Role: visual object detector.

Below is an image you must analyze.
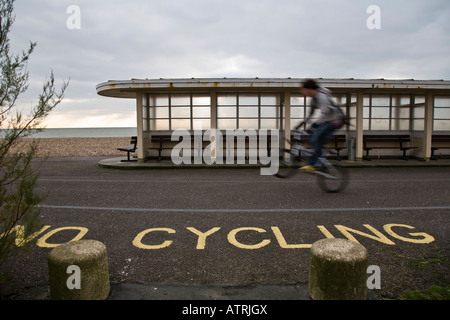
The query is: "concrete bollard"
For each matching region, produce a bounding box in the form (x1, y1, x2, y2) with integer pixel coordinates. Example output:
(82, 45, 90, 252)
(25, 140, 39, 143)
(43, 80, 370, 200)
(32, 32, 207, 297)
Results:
(48, 240, 110, 300)
(308, 238, 368, 300)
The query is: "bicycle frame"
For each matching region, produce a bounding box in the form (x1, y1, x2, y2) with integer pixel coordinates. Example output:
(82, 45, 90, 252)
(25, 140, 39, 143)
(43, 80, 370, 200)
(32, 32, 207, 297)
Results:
(276, 129, 349, 192)
(289, 141, 338, 180)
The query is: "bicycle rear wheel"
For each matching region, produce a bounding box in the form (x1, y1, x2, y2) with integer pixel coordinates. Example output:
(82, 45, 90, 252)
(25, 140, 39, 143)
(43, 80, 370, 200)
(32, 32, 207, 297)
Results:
(316, 164, 349, 193)
(275, 148, 300, 178)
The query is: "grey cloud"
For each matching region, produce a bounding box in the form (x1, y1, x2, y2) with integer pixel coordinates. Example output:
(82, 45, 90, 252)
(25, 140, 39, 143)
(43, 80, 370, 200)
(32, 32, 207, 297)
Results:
(8, 0, 450, 127)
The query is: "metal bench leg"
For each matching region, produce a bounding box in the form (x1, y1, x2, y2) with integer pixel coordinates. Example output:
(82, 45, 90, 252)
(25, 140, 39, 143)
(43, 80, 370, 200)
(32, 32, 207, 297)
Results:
(402, 149, 408, 161)
(120, 151, 137, 162)
(158, 140, 163, 162)
(364, 149, 371, 161)
(430, 148, 437, 161)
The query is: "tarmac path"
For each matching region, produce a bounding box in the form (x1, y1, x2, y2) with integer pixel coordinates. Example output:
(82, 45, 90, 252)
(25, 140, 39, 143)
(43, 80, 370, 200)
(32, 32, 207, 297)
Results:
(1, 156, 449, 300)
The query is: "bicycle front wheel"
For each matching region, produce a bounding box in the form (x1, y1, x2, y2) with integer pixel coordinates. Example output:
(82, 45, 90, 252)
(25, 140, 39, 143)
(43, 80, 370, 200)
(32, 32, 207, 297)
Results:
(274, 148, 299, 178)
(316, 164, 349, 193)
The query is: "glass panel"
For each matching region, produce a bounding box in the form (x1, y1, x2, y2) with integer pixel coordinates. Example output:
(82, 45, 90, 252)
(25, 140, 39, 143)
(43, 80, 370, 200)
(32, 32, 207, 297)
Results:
(372, 95, 390, 107)
(290, 95, 304, 106)
(218, 119, 237, 129)
(261, 106, 277, 118)
(349, 105, 356, 118)
(363, 119, 370, 130)
(399, 120, 410, 130)
(371, 107, 389, 118)
(400, 96, 411, 105)
(391, 119, 409, 131)
(192, 119, 210, 130)
(261, 94, 278, 105)
(154, 119, 169, 130)
(171, 95, 190, 106)
(291, 107, 304, 118)
(434, 96, 450, 107)
(218, 94, 237, 106)
(192, 95, 210, 106)
(239, 107, 258, 118)
(363, 106, 370, 118)
(391, 95, 410, 107)
(391, 106, 410, 118)
(154, 107, 169, 119)
(193, 107, 210, 118)
(218, 106, 236, 118)
(239, 119, 259, 129)
(434, 108, 450, 119)
(239, 94, 258, 106)
(143, 119, 149, 131)
(414, 96, 425, 104)
(413, 120, 424, 131)
(371, 119, 390, 130)
(434, 120, 450, 130)
(413, 106, 424, 118)
(171, 119, 191, 130)
(171, 107, 190, 118)
(261, 119, 278, 129)
(149, 95, 169, 107)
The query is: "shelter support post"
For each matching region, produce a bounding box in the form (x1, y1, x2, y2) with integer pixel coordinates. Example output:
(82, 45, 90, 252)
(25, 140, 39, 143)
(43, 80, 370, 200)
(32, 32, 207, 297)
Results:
(284, 91, 291, 152)
(355, 91, 364, 161)
(136, 92, 148, 162)
(422, 92, 434, 161)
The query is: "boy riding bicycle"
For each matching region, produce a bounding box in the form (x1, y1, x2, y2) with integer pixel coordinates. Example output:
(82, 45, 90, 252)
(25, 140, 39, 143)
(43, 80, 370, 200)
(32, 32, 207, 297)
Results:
(296, 79, 342, 172)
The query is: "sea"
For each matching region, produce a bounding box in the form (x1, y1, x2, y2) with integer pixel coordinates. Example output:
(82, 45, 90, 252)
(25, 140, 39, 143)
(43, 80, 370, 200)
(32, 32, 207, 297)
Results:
(14, 127, 137, 138)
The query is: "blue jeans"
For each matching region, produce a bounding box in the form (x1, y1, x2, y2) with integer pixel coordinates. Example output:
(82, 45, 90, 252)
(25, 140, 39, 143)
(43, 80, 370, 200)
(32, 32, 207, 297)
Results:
(308, 122, 336, 166)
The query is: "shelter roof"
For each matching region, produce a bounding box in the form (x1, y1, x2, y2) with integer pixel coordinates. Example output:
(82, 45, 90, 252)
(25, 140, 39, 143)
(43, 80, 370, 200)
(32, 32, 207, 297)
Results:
(96, 78, 450, 98)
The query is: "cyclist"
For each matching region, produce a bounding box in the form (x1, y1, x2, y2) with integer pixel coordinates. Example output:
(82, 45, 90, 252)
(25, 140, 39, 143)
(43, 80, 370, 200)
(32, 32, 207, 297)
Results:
(296, 79, 340, 172)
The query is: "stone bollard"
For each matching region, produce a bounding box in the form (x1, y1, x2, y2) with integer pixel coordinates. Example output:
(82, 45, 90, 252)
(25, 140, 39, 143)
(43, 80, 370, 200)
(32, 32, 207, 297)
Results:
(48, 240, 110, 300)
(308, 238, 368, 300)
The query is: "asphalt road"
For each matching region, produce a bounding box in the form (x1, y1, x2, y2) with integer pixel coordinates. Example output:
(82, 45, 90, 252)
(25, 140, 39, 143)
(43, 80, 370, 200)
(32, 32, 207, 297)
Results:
(1, 156, 449, 300)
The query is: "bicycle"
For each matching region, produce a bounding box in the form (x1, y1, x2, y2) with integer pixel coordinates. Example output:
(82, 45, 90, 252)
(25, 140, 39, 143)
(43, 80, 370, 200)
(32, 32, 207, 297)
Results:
(275, 129, 349, 193)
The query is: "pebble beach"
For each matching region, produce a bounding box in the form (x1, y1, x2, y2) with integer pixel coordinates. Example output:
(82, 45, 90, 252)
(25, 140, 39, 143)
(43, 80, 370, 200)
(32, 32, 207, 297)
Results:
(26, 137, 132, 157)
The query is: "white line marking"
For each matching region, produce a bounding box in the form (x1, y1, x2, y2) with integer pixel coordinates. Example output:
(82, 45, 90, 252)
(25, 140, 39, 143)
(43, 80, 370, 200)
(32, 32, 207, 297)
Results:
(39, 204, 450, 213)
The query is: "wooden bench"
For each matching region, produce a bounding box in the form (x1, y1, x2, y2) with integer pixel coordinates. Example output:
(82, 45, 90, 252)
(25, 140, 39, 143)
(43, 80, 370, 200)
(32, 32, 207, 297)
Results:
(117, 136, 137, 162)
(363, 135, 416, 160)
(150, 132, 274, 162)
(150, 134, 214, 161)
(431, 135, 450, 160)
(150, 135, 172, 161)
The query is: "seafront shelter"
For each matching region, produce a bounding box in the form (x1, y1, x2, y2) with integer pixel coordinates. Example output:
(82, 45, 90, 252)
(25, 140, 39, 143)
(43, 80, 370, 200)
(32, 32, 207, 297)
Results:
(96, 78, 450, 163)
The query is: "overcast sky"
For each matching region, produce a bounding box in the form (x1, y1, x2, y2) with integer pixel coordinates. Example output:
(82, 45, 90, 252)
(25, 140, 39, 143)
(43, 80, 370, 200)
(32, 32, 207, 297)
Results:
(9, 0, 450, 128)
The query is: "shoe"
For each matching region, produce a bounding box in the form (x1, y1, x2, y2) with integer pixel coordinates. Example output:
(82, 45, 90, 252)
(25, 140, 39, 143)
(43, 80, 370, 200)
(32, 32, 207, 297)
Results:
(300, 165, 315, 172)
